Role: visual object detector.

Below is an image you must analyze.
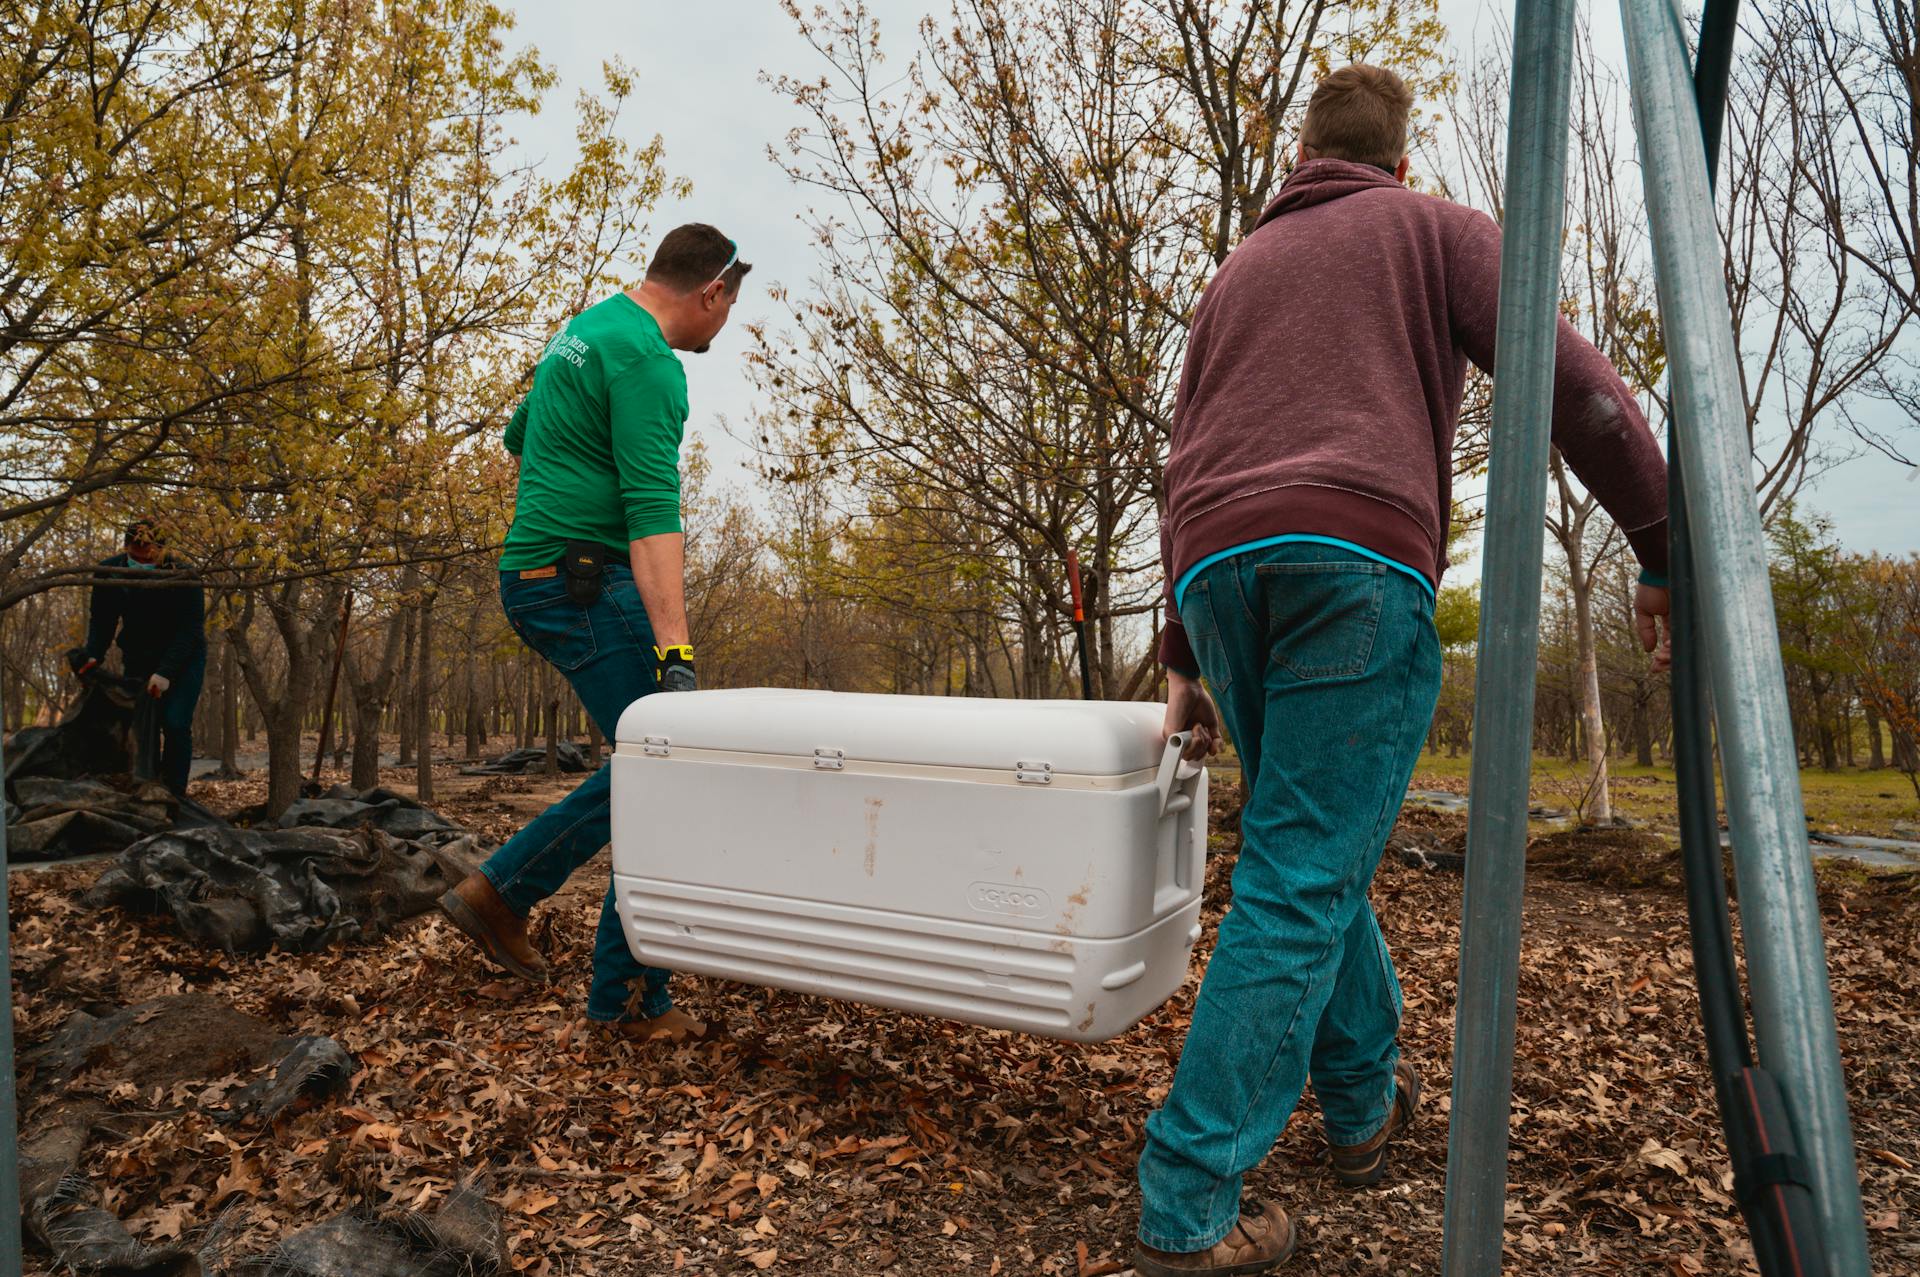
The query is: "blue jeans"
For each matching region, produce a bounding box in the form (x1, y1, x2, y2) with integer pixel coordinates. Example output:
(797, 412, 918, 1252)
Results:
(130, 652, 205, 794)
(480, 564, 671, 1023)
(1137, 544, 1442, 1252)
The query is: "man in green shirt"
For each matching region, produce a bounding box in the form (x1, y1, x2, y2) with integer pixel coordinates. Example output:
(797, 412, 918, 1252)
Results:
(439, 223, 748, 1045)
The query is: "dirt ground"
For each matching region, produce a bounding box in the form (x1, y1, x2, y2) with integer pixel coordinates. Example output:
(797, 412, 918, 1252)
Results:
(9, 763, 1920, 1275)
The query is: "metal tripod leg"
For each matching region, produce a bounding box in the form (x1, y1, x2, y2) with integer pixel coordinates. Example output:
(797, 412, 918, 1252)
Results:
(1619, 2, 1871, 1270)
(1438, 2, 1579, 1272)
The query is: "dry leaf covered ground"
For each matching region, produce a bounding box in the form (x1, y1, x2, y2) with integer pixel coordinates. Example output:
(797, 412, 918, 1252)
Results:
(9, 764, 1919, 1276)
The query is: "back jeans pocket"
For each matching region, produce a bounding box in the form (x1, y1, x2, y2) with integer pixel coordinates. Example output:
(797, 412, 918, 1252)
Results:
(506, 589, 598, 672)
(1180, 576, 1232, 694)
(1253, 561, 1386, 680)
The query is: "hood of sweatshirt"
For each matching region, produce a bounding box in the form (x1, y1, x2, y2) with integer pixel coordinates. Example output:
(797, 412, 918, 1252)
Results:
(1253, 158, 1406, 231)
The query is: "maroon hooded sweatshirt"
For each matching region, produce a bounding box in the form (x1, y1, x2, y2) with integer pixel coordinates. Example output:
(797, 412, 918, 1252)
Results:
(1158, 158, 1669, 674)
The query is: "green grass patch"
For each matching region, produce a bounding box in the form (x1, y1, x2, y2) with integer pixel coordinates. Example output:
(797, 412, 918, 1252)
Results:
(1411, 750, 1920, 836)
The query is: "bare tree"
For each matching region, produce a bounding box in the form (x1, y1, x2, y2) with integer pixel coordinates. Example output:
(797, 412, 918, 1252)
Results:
(759, 0, 1447, 694)
(1706, 2, 1917, 508)
(1774, 0, 1920, 469)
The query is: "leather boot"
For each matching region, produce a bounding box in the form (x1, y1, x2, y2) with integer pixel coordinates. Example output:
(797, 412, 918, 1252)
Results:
(438, 873, 548, 981)
(1328, 1059, 1420, 1187)
(1134, 1200, 1296, 1276)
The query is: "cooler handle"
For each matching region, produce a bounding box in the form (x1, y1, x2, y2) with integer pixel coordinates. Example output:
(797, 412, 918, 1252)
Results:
(1157, 732, 1205, 818)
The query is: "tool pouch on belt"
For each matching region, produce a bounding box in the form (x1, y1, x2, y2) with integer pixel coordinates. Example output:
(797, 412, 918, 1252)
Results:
(562, 541, 608, 607)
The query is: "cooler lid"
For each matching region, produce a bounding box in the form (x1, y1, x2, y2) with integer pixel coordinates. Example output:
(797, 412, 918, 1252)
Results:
(615, 688, 1167, 777)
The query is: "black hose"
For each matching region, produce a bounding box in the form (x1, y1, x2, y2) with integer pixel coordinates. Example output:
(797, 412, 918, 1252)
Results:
(1693, 0, 1740, 190)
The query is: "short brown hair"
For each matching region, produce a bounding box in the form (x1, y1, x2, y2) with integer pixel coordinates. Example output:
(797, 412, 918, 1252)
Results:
(1301, 64, 1412, 171)
(646, 223, 752, 294)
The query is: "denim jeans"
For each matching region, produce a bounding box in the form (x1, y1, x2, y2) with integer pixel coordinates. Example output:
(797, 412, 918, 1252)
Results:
(1137, 543, 1442, 1252)
(159, 653, 206, 795)
(479, 564, 671, 1023)
(128, 652, 205, 794)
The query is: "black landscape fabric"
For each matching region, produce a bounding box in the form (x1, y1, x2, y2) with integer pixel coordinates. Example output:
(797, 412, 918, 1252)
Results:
(85, 802, 486, 952)
(458, 740, 592, 775)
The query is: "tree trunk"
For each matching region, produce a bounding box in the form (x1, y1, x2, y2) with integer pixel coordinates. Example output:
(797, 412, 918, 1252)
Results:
(262, 703, 304, 816)
(344, 597, 411, 792)
(1017, 602, 1047, 700)
(587, 718, 602, 768)
(349, 694, 383, 790)
(219, 633, 240, 774)
(486, 659, 499, 745)
(1094, 574, 1115, 700)
(229, 581, 345, 817)
(1866, 697, 1886, 770)
(464, 639, 484, 760)
(1634, 695, 1654, 768)
(521, 659, 537, 749)
(1570, 568, 1611, 824)
(397, 609, 417, 767)
(310, 595, 351, 781)
(507, 660, 519, 746)
(415, 593, 434, 802)
(543, 663, 559, 775)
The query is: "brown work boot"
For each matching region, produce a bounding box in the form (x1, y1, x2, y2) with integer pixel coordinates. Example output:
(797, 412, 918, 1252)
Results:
(1328, 1059, 1421, 1187)
(438, 873, 548, 982)
(1134, 1200, 1296, 1276)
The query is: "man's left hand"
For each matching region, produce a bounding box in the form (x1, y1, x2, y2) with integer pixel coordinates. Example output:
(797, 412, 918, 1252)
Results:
(653, 645, 697, 693)
(146, 673, 171, 698)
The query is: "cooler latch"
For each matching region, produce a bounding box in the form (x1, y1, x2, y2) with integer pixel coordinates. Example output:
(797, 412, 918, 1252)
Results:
(1015, 761, 1053, 785)
(642, 736, 671, 757)
(813, 748, 845, 771)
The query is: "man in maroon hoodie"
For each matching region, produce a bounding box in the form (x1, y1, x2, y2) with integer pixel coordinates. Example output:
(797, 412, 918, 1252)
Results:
(1133, 65, 1672, 1275)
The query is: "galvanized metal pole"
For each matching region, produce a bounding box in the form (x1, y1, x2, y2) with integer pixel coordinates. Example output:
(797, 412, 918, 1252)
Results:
(1, 725, 24, 1266)
(1440, 1, 1579, 1271)
(1620, 2, 1871, 1270)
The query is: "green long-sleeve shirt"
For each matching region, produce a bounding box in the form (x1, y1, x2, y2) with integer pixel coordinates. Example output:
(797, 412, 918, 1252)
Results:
(499, 294, 688, 570)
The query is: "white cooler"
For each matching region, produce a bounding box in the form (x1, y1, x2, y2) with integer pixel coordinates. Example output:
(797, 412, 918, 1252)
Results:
(609, 688, 1208, 1042)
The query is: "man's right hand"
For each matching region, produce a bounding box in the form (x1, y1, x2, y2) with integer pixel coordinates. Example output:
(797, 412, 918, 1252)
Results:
(653, 645, 697, 693)
(1163, 670, 1220, 760)
(1634, 582, 1672, 674)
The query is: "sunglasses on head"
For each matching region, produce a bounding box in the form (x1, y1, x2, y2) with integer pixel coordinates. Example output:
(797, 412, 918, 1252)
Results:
(706, 240, 739, 292)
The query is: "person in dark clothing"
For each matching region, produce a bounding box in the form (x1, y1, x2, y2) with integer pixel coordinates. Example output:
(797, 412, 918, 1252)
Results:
(79, 520, 207, 793)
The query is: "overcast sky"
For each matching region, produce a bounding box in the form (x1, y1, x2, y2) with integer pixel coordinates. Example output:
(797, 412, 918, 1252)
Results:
(507, 1, 1917, 572)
